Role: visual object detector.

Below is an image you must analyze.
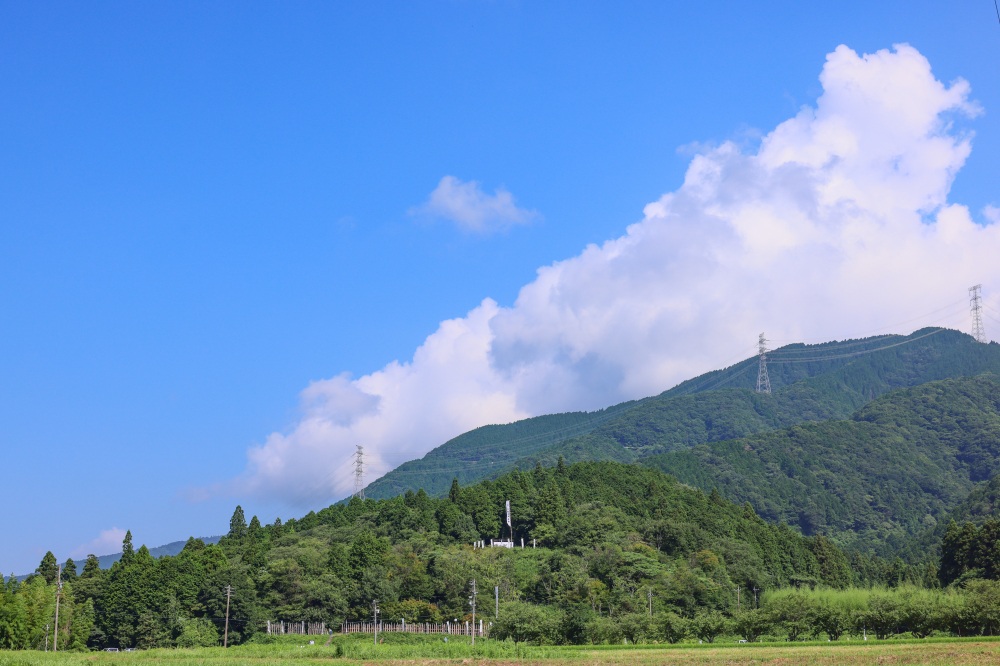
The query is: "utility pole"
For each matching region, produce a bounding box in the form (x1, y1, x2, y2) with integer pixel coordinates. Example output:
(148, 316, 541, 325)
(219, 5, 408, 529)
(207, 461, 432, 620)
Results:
(495, 585, 499, 619)
(44, 624, 49, 652)
(469, 579, 477, 646)
(970, 284, 986, 343)
(53, 565, 62, 652)
(223, 585, 232, 647)
(756, 333, 771, 394)
(752, 587, 760, 609)
(354, 445, 366, 499)
(736, 585, 741, 613)
(647, 588, 652, 617)
(372, 599, 379, 646)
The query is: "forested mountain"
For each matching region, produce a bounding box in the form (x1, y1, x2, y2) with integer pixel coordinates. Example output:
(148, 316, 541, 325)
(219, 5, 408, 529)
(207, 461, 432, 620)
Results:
(1, 462, 857, 649)
(368, 329, 1000, 499)
(363, 408, 640, 499)
(643, 374, 1000, 558)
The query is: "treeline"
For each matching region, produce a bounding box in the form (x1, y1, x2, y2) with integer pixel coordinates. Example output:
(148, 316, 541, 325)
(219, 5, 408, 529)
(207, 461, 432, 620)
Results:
(3, 460, 999, 650)
(940, 518, 1000, 586)
(491, 584, 1000, 644)
(1, 461, 850, 649)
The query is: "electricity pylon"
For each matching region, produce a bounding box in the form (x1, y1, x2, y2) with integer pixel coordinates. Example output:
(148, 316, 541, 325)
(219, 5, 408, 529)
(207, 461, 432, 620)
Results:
(353, 445, 365, 499)
(756, 333, 771, 394)
(970, 284, 986, 343)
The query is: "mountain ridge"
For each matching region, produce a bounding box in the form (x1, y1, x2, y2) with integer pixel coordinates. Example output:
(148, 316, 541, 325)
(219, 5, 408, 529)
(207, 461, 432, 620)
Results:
(366, 328, 1000, 499)
(643, 373, 1000, 557)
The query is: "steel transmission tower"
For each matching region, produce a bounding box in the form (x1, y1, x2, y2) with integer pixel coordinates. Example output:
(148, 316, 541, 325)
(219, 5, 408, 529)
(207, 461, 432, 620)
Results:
(353, 445, 365, 499)
(756, 333, 771, 394)
(970, 284, 986, 343)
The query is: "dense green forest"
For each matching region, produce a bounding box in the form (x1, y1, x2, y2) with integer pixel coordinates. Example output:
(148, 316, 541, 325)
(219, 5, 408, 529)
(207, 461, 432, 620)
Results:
(364, 408, 639, 499)
(1, 461, 863, 650)
(369, 329, 1000, 499)
(643, 374, 1000, 558)
(6, 460, 1000, 650)
(6, 464, 1000, 649)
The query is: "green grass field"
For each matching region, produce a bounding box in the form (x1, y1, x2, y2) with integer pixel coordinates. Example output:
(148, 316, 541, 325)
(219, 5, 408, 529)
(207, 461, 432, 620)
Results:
(1, 635, 999, 666)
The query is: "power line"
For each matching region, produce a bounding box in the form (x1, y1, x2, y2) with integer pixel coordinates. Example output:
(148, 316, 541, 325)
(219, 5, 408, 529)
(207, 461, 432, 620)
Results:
(767, 299, 967, 345)
(767, 328, 946, 364)
(680, 361, 756, 394)
(766, 334, 902, 356)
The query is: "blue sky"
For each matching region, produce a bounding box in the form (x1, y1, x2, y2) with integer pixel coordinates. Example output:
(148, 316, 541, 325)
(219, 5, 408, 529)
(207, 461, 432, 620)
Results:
(2, 2, 999, 575)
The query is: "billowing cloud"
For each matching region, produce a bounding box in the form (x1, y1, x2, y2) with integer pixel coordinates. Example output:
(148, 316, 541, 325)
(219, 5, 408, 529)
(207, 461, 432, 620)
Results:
(411, 175, 539, 233)
(218, 44, 998, 505)
(223, 303, 527, 505)
(71, 527, 127, 559)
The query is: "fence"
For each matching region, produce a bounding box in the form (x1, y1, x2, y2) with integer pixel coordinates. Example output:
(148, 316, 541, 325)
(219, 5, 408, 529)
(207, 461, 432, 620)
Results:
(266, 621, 327, 635)
(340, 620, 489, 638)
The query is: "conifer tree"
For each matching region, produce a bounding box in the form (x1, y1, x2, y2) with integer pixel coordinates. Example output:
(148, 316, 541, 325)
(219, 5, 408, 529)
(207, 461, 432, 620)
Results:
(120, 530, 135, 567)
(228, 505, 248, 541)
(36, 551, 58, 584)
(81, 555, 101, 578)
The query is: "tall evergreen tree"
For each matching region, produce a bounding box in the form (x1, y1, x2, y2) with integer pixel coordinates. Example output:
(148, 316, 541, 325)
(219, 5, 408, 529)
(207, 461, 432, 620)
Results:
(36, 551, 58, 584)
(228, 505, 248, 541)
(248, 515, 262, 537)
(69, 599, 95, 650)
(120, 530, 135, 567)
(81, 555, 101, 578)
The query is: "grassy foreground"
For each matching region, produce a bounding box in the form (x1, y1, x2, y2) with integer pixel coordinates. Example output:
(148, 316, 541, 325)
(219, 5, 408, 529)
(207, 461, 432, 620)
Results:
(1, 635, 999, 666)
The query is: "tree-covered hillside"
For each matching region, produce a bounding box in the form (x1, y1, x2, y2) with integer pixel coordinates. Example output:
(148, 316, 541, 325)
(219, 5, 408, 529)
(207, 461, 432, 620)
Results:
(946, 475, 1000, 524)
(643, 374, 1000, 558)
(363, 407, 640, 500)
(368, 329, 1000, 498)
(2, 461, 854, 649)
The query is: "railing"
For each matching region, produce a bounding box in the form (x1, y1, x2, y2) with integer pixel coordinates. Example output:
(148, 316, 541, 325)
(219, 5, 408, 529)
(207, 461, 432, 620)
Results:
(266, 621, 327, 635)
(340, 620, 488, 637)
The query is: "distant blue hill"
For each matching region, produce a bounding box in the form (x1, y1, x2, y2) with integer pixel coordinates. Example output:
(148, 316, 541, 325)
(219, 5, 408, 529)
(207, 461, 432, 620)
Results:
(92, 535, 222, 570)
(10, 535, 222, 580)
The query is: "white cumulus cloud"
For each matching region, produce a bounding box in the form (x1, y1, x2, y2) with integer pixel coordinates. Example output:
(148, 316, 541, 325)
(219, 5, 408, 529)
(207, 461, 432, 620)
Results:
(218, 43, 999, 505)
(411, 175, 540, 233)
(71, 527, 127, 559)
